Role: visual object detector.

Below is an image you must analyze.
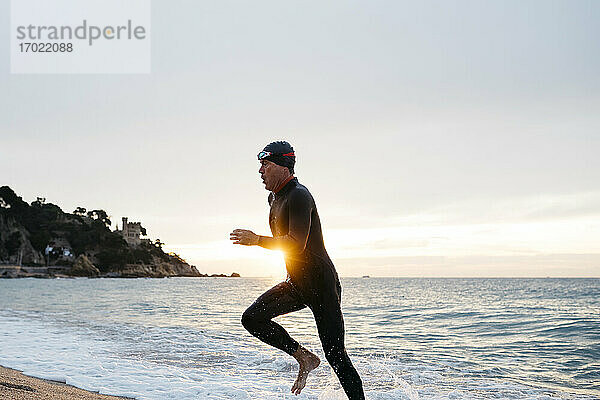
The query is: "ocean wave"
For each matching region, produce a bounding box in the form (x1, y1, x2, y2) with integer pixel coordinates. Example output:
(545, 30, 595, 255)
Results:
(1, 278, 599, 399)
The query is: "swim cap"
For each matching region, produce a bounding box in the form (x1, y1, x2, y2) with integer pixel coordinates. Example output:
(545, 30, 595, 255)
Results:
(257, 141, 296, 173)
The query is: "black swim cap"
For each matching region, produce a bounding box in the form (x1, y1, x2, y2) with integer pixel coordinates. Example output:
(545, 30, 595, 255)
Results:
(258, 141, 296, 174)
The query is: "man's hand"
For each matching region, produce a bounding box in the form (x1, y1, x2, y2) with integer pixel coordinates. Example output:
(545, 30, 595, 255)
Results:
(230, 229, 260, 246)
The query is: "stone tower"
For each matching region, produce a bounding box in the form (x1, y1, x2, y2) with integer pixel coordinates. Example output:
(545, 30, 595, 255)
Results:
(120, 217, 143, 246)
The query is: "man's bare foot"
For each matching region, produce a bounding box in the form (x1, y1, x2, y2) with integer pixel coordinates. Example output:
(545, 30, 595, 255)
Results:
(291, 346, 321, 395)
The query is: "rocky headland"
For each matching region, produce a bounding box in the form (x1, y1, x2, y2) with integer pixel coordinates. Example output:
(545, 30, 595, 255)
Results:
(0, 186, 239, 279)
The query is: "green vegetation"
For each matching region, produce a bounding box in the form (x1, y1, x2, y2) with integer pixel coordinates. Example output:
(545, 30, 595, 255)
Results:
(0, 186, 173, 272)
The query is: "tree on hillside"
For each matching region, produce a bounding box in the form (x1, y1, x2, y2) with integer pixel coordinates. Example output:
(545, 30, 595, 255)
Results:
(0, 186, 29, 213)
(31, 197, 46, 207)
(87, 209, 111, 227)
(73, 207, 87, 216)
(168, 252, 187, 264)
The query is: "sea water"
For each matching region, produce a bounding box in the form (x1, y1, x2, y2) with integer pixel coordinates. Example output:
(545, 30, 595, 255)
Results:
(0, 277, 598, 399)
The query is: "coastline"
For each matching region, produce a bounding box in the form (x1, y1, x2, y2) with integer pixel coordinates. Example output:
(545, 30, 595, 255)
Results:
(0, 365, 133, 400)
(0, 264, 241, 279)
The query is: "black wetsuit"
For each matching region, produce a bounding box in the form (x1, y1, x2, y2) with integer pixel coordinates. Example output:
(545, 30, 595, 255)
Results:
(241, 177, 365, 400)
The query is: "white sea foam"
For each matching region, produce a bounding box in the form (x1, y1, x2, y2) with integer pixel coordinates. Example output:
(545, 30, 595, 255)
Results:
(0, 309, 588, 400)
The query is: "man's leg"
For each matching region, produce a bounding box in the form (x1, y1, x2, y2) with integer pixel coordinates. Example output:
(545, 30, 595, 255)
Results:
(241, 281, 306, 355)
(242, 281, 320, 394)
(312, 291, 365, 400)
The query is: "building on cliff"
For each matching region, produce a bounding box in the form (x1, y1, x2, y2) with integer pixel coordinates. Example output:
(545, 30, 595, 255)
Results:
(45, 237, 75, 260)
(117, 217, 144, 246)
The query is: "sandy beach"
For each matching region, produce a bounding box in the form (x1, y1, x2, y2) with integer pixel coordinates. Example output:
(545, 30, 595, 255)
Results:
(0, 366, 132, 400)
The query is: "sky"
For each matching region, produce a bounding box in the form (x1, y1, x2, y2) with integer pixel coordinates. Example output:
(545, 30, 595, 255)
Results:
(1, 0, 599, 277)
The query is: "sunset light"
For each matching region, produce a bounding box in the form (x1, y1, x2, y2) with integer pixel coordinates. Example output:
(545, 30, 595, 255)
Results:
(1, 1, 599, 399)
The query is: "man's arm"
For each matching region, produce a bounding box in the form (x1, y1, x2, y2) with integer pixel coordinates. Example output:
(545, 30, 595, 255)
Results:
(257, 189, 311, 254)
(230, 190, 312, 254)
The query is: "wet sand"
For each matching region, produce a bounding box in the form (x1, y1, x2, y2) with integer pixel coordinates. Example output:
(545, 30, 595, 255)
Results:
(0, 366, 133, 400)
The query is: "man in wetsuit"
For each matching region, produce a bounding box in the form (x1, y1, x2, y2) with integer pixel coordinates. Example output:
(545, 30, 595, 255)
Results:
(230, 141, 365, 399)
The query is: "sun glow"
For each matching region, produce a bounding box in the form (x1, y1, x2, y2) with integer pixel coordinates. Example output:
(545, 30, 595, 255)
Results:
(162, 192, 600, 277)
(163, 213, 600, 277)
(164, 241, 286, 278)
(323, 216, 600, 260)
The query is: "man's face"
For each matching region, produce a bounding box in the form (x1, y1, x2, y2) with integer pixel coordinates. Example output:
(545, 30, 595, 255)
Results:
(259, 160, 288, 191)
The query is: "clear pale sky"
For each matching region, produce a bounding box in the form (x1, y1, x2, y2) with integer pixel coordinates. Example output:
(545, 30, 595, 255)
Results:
(2, 1, 599, 277)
